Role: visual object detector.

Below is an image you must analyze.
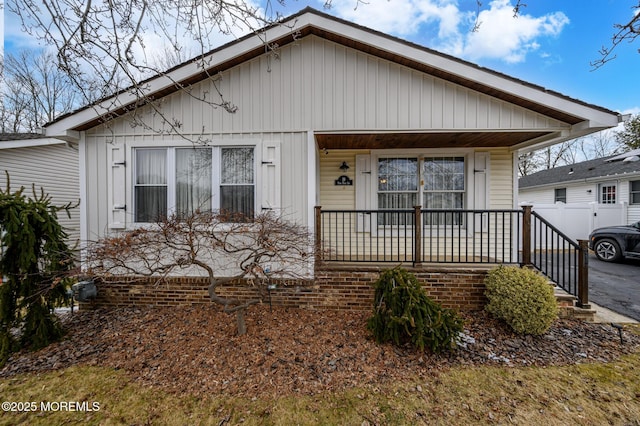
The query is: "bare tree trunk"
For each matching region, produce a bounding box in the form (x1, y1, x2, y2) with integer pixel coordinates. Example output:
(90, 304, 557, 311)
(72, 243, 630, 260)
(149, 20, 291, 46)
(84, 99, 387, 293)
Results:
(207, 276, 258, 336)
(236, 309, 247, 336)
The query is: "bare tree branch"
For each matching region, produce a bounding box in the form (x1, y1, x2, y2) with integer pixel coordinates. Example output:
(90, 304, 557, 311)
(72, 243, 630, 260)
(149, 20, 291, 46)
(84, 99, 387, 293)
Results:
(84, 210, 315, 335)
(591, 3, 640, 69)
(0, 50, 78, 132)
(8, 0, 294, 141)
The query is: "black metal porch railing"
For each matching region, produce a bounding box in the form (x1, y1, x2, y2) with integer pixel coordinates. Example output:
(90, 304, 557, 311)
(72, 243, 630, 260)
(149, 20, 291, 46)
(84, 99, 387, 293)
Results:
(528, 209, 589, 308)
(314, 205, 589, 306)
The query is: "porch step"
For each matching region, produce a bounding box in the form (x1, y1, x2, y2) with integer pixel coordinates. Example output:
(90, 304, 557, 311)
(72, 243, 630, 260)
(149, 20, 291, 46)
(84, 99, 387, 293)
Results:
(572, 305, 598, 322)
(554, 288, 596, 322)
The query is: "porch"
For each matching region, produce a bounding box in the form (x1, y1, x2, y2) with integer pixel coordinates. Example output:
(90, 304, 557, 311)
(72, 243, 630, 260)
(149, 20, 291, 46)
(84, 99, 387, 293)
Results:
(314, 205, 590, 307)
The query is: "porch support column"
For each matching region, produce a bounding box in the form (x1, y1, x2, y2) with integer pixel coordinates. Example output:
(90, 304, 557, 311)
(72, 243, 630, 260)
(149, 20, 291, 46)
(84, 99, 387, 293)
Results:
(577, 239, 590, 308)
(413, 206, 422, 267)
(314, 206, 323, 266)
(521, 205, 532, 266)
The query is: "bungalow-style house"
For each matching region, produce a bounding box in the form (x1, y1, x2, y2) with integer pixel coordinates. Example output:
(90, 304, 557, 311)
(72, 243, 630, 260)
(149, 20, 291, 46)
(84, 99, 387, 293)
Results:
(44, 8, 620, 312)
(519, 150, 640, 241)
(0, 133, 80, 246)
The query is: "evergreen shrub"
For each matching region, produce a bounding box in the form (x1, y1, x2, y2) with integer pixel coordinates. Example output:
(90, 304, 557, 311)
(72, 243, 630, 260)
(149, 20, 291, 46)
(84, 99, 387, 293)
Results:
(367, 267, 464, 353)
(0, 176, 75, 366)
(484, 266, 558, 335)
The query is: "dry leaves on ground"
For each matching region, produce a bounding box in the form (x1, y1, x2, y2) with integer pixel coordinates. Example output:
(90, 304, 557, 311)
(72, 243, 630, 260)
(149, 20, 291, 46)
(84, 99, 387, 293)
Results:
(2, 305, 638, 398)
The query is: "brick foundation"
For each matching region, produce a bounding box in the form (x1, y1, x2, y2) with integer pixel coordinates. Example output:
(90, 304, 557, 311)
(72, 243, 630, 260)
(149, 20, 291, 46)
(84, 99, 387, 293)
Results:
(85, 265, 491, 312)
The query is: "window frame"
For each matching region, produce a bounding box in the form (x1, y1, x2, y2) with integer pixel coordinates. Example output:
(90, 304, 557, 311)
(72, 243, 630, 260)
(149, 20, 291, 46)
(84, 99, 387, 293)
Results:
(631, 180, 640, 205)
(554, 188, 567, 204)
(599, 183, 617, 204)
(134, 148, 169, 223)
(132, 144, 257, 223)
(372, 150, 471, 230)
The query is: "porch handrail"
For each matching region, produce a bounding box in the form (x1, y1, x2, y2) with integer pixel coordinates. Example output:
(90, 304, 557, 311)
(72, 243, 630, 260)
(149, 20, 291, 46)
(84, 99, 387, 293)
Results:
(523, 206, 589, 307)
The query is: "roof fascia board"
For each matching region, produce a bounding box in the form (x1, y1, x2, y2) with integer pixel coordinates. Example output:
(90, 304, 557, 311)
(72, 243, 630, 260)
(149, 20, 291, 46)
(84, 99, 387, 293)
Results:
(0, 137, 68, 150)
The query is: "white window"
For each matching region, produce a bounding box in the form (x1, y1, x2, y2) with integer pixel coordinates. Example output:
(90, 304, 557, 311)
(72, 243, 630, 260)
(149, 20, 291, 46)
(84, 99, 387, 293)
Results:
(134, 146, 254, 222)
(599, 184, 616, 204)
(220, 148, 255, 218)
(135, 148, 168, 222)
(376, 156, 465, 225)
(554, 188, 567, 203)
(631, 181, 640, 204)
(176, 148, 213, 217)
(422, 157, 465, 205)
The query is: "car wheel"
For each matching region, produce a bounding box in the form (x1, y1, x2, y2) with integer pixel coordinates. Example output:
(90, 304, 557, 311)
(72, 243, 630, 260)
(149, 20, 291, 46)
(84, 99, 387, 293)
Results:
(593, 238, 623, 262)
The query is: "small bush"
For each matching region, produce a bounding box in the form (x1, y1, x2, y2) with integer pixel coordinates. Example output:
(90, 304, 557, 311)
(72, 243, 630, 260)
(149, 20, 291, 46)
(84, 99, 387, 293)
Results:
(367, 267, 464, 353)
(484, 266, 558, 335)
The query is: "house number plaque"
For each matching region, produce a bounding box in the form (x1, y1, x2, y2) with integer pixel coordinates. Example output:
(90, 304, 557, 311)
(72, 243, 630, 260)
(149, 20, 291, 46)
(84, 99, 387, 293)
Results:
(335, 175, 353, 186)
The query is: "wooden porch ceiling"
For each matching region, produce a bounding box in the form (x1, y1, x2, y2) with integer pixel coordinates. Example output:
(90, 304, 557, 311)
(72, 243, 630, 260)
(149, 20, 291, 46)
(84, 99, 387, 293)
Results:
(315, 131, 552, 150)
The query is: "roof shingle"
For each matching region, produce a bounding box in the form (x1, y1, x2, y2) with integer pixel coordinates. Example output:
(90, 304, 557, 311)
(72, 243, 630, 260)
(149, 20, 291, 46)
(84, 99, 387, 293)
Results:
(519, 152, 640, 188)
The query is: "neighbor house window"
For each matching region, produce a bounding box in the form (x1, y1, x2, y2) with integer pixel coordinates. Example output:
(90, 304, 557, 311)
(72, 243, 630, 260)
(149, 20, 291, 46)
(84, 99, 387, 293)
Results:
(377, 156, 465, 225)
(631, 181, 640, 204)
(134, 146, 255, 222)
(554, 188, 567, 203)
(600, 184, 616, 204)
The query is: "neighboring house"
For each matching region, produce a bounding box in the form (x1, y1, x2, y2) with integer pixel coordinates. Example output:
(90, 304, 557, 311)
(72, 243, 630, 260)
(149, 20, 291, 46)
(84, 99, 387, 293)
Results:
(0, 133, 80, 247)
(519, 150, 640, 241)
(43, 8, 620, 311)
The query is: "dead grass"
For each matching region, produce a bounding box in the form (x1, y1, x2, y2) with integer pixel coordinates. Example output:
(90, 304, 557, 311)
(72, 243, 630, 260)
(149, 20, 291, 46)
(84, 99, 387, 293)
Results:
(2, 350, 639, 425)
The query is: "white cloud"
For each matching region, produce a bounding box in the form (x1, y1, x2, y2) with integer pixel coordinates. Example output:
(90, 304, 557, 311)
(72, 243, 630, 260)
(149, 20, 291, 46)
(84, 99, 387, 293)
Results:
(622, 107, 640, 116)
(327, 0, 427, 36)
(457, 1, 569, 63)
(326, 0, 569, 64)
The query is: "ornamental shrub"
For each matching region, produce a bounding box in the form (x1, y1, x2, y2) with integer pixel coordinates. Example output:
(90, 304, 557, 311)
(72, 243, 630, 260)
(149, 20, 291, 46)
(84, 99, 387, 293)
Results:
(0, 176, 76, 366)
(367, 267, 464, 353)
(484, 266, 558, 335)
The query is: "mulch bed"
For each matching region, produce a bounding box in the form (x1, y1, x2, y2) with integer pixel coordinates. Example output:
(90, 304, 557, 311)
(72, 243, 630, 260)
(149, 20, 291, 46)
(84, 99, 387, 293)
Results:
(1, 305, 639, 397)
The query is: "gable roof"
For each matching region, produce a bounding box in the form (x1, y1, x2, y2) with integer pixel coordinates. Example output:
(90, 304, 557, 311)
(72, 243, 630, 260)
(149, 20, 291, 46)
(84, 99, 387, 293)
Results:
(45, 7, 621, 147)
(519, 151, 640, 189)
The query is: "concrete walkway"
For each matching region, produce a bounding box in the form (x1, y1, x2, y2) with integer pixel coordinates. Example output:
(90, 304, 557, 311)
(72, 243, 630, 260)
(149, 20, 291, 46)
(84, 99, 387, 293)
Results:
(591, 302, 639, 324)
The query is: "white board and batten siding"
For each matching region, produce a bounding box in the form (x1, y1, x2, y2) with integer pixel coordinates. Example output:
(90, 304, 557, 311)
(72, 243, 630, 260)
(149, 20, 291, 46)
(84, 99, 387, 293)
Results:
(82, 34, 563, 240)
(0, 141, 80, 245)
(92, 36, 569, 138)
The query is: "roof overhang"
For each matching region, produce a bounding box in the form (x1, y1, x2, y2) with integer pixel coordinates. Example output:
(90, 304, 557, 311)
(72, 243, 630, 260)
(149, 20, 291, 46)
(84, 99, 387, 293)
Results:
(315, 130, 555, 150)
(44, 7, 622, 147)
(0, 137, 72, 150)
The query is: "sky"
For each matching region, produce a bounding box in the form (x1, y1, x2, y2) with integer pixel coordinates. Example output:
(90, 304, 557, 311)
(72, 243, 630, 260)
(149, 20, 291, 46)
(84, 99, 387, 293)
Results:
(1, 0, 639, 118)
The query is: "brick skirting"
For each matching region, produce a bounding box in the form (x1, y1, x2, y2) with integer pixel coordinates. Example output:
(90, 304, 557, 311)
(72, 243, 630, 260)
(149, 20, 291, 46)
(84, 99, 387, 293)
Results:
(85, 265, 492, 312)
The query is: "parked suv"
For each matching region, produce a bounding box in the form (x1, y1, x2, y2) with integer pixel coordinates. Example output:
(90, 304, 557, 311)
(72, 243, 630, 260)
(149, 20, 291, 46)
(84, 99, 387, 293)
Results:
(589, 221, 640, 262)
